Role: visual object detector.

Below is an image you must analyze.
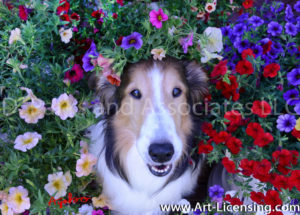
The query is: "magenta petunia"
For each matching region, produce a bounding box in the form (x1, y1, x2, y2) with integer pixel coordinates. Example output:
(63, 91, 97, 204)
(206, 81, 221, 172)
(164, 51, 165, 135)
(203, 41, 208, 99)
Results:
(149, 8, 168, 29)
(179, 32, 193, 54)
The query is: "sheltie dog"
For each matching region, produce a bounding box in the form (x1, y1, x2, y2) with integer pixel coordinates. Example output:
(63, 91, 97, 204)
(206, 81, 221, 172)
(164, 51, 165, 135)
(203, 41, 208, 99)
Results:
(88, 57, 208, 214)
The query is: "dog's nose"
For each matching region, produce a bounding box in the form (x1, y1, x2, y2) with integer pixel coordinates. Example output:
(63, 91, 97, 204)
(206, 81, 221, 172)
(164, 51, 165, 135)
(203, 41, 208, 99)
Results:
(149, 143, 174, 163)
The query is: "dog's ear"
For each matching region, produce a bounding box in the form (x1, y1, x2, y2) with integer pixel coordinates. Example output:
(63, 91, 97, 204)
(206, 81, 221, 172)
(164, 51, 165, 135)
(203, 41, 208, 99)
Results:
(183, 61, 209, 104)
(88, 73, 117, 115)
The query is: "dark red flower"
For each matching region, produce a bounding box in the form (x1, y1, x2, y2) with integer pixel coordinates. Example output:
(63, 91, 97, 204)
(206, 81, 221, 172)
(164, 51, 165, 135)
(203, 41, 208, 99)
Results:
(272, 175, 291, 191)
(198, 141, 213, 154)
(222, 157, 238, 174)
(225, 137, 242, 154)
(60, 14, 70, 22)
(224, 110, 242, 126)
(263, 63, 280, 78)
(264, 190, 282, 209)
(211, 60, 228, 78)
(213, 131, 230, 144)
(291, 150, 299, 165)
(112, 13, 118, 19)
(116, 0, 124, 6)
(291, 128, 300, 139)
(263, 40, 272, 54)
(251, 100, 271, 118)
(19, 5, 28, 21)
(239, 159, 255, 176)
(57, 0, 70, 15)
(289, 170, 300, 191)
(115, 36, 124, 46)
(246, 122, 264, 139)
(241, 49, 255, 60)
(254, 132, 274, 147)
(224, 194, 232, 202)
(92, 9, 105, 20)
(230, 197, 243, 206)
(253, 159, 271, 182)
(242, 0, 253, 9)
(216, 75, 240, 101)
(250, 191, 264, 204)
(70, 13, 80, 21)
(235, 60, 254, 75)
(272, 149, 293, 166)
(64, 64, 84, 83)
(277, 164, 291, 175)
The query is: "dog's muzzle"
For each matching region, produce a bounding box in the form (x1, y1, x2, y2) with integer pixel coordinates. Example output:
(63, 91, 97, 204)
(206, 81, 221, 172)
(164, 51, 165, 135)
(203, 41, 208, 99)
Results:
(147, 142, 174, 177)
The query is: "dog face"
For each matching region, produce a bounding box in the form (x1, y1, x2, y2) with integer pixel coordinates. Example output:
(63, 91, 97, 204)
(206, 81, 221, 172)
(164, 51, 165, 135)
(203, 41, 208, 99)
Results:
(90, 57, 208, 182)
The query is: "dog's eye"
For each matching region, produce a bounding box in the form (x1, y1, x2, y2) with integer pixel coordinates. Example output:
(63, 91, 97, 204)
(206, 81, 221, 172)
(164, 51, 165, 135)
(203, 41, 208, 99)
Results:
(172, 88, 182, 98)
(130, 89, 142, 99)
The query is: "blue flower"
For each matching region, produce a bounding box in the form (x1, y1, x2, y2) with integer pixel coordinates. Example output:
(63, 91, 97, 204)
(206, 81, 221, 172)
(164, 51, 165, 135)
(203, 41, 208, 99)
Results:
(234, 39, 250, 53)
(82, 41, 99, 72)
(267, 21, 283, 36)
(285, 23, 298, 36)
(271, 1, 285, 13)
(221, 26, 232, 38)
(233, 23, 246, 36)
(283, 89, 300, 106)
(295, 103, 300, 115)
(285, 4, 294, 22)
(236, 13, 249, 23)
(267, 49, 279, 59)
(276, 114, 297, 133)
(209, 185, 224, 199)
(287, 68, 300, 86)
(121, 32, 143, 50)
(248, 16, 264, 29)
(295, 1, 300, 13)
(252, 44, 263, 57)
(272, 41, 284, 53)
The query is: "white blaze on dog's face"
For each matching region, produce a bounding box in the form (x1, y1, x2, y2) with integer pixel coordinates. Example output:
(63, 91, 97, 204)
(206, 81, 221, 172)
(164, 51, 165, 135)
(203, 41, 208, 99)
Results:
(112, 61, 193, 179)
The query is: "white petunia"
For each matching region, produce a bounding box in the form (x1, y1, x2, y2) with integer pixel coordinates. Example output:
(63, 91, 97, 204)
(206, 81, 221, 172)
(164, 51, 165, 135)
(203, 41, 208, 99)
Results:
(78, 204, 93, 215)
(75, 153, 97, 177)
(203, 27, 223, 53)
(9, 28, 22, 45)
(64, 170, 72, 187)
(14, 132, 42, 152)
(59, 28, 73, 44)
(205, 3, 216, 13)
(0, 201, 14, 215)
(151, 48, 166, 61)
(51, 93, 78, 120)
(200, 48, 223, 63)
(19, 100, 46, 124)
(44, 172, 68, 199)
(7, 186, 30, 214)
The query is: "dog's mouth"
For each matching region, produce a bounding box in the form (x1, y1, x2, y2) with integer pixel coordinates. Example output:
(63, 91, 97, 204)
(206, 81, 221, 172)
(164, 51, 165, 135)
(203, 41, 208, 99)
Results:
(147, 164, 172, 177)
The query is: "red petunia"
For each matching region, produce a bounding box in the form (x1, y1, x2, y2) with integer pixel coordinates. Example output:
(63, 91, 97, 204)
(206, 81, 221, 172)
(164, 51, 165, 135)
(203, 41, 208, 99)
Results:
(225, 137, 242, 154)
(253, 159, 271, 182)
(115, 36, 124, 46)
(70, 13, 80, 21)
(291, 128, 300, 139)
(57, 0, 70, 15)
(211, 60, 228, 78)
(263, 40, 272, 54)
(235, 60, 254, 75)
(60, 14, 70, 22)
(263, 63, 280, 78)
(246, 122, 264, 139)
(198, 141, 213, 154)
(239, 159, 255, 176)
(112, 13, 118, 19)
(272, 175, 291, 191)
(272, 149, 293, 166)
(92, 10, 105, 20)
(289, 170, 300, 191)
(116, 0, 124, 6)
(277, 164, 291, 175)
(19, 5, 28, 21)
(291, 150, 299, 165)
(224, 110, 242, 126)
(242, 0, 253, 9)
(201, 122, 217, 137)
(251, 100, 271, 118)
(254, 132, 274, 147)
(242, 48, 255, 60)
(264, 190, 282, 209)
(222, 157, 238, 174)
(250, 191, 264, 204)
(216, 75, 240, 101)
(64, 64, 84, 84)
(213, 131, 230, 144)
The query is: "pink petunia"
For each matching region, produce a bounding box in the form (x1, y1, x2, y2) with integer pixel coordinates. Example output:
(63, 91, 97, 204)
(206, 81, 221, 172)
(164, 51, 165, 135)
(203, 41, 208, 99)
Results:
(149, 8, 168, 29)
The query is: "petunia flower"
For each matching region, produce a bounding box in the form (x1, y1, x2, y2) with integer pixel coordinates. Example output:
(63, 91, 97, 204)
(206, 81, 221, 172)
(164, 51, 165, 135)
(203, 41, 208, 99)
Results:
(92, 194, 110, 209)
(82, 42, 99, 72)
(151, 48, 166, 60)
(14, 132, 42, 152)
(285, 23, 298, 36)
(51, 93, 78, 120)
(44, 172, 69, 199)
(149, 8, 168, 29)
(18, 5, 28, 21)
(19, 99, 46, 124)
(80, 140, 89, 154)
(0, 200, 14, 215)
(7, 186, 30, 214)
(179, 32, 193, 54)
(200, 48, 223, 63)
(267, 21, 282, 36)
(64, 170, 72, 187)
(78, 204, 94, 215)
(96, 54, 114, 69)
(59, 28, 73, 44)
(106, 73, 121, 86)
(205, 3, 216, 13)
(203, 27, 223, 53)
(121, 32, 143, 50)
(9, 28, 22, 45)
(276, 114, 296, 132)
(92, 209, 105, 215)
(287, 68, 300, 86)
(64, 64, 84, 84)
(75, 153, 97, 177)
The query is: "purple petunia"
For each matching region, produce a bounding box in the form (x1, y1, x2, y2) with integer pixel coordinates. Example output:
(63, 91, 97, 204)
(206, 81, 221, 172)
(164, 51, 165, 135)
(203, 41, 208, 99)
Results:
(283, 89, 300, 106)
(276, 114, 297, 132)
(271, 1, 285, 13)
(221, 26, 232, 38)
(121, 32, 143, 50)
(252, 45, 263, 57)
(248, 16, 264, 29)
(234, 39, 250, 53)
(209, 185, 224, 199)
(295, 103, 300, 115)
(267, 21, 282, 36)
(285, 4, 294, 22)
(285, 23, 298, 36)
(287, 68, 300, 86)
(82, 41, 99, 72)
(179, 32, 193, 54)
(272, 41, 284, 53)
(295, 1, 300, 12)
(233, 23, 246, 36)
